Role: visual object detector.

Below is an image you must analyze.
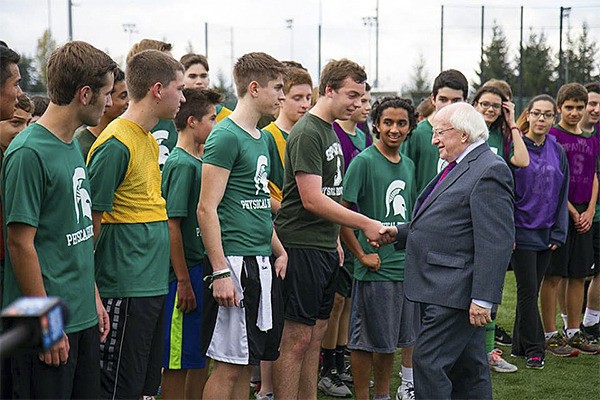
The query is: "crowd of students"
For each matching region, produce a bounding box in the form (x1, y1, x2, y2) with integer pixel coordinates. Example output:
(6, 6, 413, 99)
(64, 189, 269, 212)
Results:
(0, 37, 598, 400)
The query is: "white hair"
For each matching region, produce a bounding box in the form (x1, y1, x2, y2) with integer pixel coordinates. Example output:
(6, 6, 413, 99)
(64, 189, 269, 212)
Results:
(437, 102, 489, 142)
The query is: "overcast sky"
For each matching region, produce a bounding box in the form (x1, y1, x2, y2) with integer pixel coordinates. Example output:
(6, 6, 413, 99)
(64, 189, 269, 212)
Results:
(1, 0, 598, 93)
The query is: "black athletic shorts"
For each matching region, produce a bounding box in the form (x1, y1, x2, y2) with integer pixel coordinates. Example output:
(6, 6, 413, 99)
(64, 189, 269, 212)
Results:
(283, 247, 339, 325)
(548, 205, 595, 278)
(100, 295, 165, 399)
(11, 324, 100, 399)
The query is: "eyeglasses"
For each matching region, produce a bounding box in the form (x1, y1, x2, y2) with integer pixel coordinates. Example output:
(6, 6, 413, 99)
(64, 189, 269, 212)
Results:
(529, 111, 555, 119)
(478, 101, 502, 110)
(432, 127, 455, 137)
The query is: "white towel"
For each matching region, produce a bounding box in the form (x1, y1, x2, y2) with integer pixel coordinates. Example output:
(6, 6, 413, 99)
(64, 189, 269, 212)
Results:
(256, 256, 273, 332)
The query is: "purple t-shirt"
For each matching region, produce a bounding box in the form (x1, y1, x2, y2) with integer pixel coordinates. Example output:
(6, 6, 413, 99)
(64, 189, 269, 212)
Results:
(333, 122, 373, 172)
(549, 125, 599, 204)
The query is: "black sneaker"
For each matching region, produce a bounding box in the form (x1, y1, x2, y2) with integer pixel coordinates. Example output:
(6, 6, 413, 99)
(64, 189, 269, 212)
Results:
(526, 356, 544, 369)
(581, 322, 600, 342)
(495, 325, 513, 346)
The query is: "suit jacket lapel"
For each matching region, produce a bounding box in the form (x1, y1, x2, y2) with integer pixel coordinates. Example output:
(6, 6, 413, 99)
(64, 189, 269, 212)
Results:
(412, 143, 489, 221)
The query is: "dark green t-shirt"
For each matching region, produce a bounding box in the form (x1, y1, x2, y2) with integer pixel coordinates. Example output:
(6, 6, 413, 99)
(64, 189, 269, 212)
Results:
(161, 147, 204, 282)
(487, 127, 505, 160)
(2, 124, 97, 333)
(275, 113, 344, 251)
(401, 119, 443, 193)
(88, 138, 169, 298)
(343, 145, 416, 281)
(74, 127, 97, 160)
(151, 119, 178, 170)
(202, 118, 273, 256)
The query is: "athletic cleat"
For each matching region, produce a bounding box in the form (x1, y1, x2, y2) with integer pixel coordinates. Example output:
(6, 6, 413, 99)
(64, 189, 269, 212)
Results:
(488, 349, 518, 373)
(396, 381, 415, 400)
(317, 369, 352, 398)
(545, 332, 579, 357)
(525, 356, 544, 369)
(580, 322, 600, 342)
(495, 325, 513, 346)
(567, 331, 600, 354)
(255, 392, 273, 400)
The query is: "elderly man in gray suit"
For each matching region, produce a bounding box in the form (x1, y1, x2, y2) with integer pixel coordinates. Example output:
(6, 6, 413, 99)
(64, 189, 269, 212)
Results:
(381, 102, 514, 399)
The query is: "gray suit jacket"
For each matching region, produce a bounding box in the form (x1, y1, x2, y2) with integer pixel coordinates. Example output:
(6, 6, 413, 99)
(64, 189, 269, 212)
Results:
(396, 143, 514, 310)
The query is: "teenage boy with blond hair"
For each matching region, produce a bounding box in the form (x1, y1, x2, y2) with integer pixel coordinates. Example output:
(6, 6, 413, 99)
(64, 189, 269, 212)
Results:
(87, 49, 185, 399)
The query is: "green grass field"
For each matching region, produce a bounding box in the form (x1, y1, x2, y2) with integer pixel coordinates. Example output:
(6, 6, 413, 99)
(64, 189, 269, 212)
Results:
(318, 272, 600, 400)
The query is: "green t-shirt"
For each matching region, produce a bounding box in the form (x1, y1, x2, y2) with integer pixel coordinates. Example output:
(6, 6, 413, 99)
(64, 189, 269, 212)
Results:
(151, 119, 178, 170)
(275, 113, 344, 251)
(487, 127, 505, 160)
(162, 147, 205, 282)
(348, 127, 369, 151)
(401, 119, 443, 193)
(202, 118, 273, 256)
(88, 138, 169, 297)
(74, 127, 97, 161)
(2, 124, 97, 333)
(343, 145, 416, 281)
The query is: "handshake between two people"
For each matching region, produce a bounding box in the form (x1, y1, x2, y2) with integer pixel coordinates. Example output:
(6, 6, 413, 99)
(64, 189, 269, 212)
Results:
(362, 219, 407, 248)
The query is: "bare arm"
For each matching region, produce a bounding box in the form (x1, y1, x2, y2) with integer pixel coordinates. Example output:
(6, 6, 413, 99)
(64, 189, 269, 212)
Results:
(7, 223, 45, 296)
(92, 211, 103, 244)
(271, 229, 287, 279)
(198, 164, 237, 307)
(296, 172, 383, 241)
(8, 223, 70, 365)
(339, 201, 380, 271)
(168, 218, 196, 313)
(578, 173, 598, 233)
(504, 101, 529, 168)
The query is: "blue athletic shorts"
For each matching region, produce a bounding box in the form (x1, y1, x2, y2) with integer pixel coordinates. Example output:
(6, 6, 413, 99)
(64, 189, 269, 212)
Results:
(162, 263, 206, 369)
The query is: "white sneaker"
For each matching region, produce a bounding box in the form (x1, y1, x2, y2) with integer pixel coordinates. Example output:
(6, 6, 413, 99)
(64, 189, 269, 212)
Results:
(396, 381, 415, 400)
(488, 349, 518, 373)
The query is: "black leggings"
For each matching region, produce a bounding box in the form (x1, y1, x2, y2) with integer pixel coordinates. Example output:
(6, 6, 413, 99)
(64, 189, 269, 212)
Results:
(510, 248, 553, 358)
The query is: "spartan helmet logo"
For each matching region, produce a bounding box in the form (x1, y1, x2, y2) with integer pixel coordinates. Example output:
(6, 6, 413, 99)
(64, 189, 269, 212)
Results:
(385, 180, 407, 218)
(72, 167, 92, 223)
(437, 157, 448, 173)
(152, 130, 170, 167)
(254, 155, 270, 195)
(333, 157, 343, 187)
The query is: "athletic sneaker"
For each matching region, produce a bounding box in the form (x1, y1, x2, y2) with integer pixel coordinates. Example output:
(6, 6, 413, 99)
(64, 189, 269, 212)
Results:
(488, 349, 518, 373)
(567, 331, 600, 354)
(495, 325, 513, 346)
(581, 322, 600, 342)
(255, 392, 273, 400)
(338, 365, 353, 385)
(317, 369, 352, 398)
(525, 356, 544, 369)
(396, 381, 415, 400)
(545, 332, 579, 357)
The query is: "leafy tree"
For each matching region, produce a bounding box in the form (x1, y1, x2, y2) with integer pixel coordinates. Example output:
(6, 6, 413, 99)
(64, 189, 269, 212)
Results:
(562, 22, 599, 84)
(35, 29, 57, 88)
(18, 54, 46, 94)
(516, 30, 556, 96)
(475, 22, 515, 89)
(212, 69, 237, 110)
(185, 40, 194, 54)
(404, 53, 431, 103)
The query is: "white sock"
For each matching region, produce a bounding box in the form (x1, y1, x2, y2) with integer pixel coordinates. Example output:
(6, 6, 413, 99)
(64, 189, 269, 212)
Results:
(401, 366, 413, 384)
(561, 313, 568, 328)
(583, 308, 600, 327)
(545, 330, 558, 340)
(566, 328, 579, 339)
